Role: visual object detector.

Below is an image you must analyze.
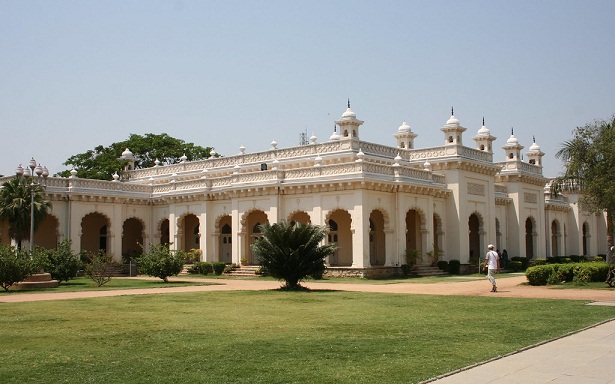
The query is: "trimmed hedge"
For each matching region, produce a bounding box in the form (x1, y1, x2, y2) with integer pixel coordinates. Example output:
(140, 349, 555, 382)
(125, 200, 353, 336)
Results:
(437, 260, 449, 272)
(510, 256, 529, 270)
(448, 260, 461, 275)
(526, 262, 610, 286)
(212, 262, 226, 275)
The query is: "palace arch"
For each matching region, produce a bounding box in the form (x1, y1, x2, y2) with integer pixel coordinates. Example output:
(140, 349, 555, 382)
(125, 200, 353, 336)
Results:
(81, 212, 110, 254)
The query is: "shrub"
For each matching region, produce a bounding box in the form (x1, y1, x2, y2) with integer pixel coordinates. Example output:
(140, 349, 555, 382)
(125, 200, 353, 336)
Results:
(84, 250, 119, 287)
(573, 265, 591, 285)
(509, 261, 523, 272)
(34, 240, 81, 283)
(223, 264, 237, 273)
(212, 262, 226, 275)
(0, 244, 33, 291)
(594, 256, 605, 262)
(400, 264, 413, 276)
(404, 249, 419, 266)
(511, 257, 529, 270)
(448, 260, 461, 275)
(137, 244, 187, 282)
(579, 256, 588, 262)
(533, 258, 547, 266)
(556, 264, 575, 281)
(547, 269, 565, 285)
(526, 265, 552, 286)
(569, 255, 580, 263)
(561, 257, 572, 264)
(437, 260, 449, 272)
(194, 262, 213, 275)
(546, 257, 556, 264)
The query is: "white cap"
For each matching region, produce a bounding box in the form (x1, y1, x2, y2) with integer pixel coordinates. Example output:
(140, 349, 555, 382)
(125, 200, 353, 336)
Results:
(488, 244, 494, 249)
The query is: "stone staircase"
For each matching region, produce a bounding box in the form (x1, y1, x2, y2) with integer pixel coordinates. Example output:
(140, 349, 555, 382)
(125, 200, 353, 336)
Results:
(224, 265, 261, 277)
(412, 265, 449, 277)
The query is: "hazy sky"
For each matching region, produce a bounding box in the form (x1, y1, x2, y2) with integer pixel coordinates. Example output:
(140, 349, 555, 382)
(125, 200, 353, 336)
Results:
(1, 0, 614, 178)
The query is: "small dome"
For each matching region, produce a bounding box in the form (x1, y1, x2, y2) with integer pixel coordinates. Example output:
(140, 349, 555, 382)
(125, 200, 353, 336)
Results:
(477, 121, 490, 137)
(446, 115, 459, 126)
(329, 130, 340, 141)
(120, 148, 135, 160)
(529, 142, 540, 152)
(342, 107, 356, 119)
(507, 134, 519, 145)
(398, 121, 411, 133)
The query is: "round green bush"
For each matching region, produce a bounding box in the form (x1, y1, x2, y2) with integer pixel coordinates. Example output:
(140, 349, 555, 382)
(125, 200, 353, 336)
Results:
(448, 260, 461, 275)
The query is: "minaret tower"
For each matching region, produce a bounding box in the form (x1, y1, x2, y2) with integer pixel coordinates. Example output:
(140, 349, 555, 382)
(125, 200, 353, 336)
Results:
(473, 117, 497, 153)
(502, 128, 523, 162)
(394, 121, 418, 149)
(526, 136, 545, 167)
(335, 99, 364, 140)
(440, 107, 466, 146)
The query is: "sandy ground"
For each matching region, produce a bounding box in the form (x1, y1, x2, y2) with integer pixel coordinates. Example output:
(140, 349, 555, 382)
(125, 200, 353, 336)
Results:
(1, 274, 613, 303)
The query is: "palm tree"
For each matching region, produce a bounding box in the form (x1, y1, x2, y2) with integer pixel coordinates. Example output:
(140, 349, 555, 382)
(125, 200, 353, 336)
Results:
(0, 177, 51, 249)
(251, 221, 337, 290)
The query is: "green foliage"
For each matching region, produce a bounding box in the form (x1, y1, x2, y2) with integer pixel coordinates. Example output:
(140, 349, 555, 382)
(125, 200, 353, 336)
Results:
(404, 249, 420, 266)
(533, 258, 547, 266)
(436, 260, 448, 272)
(58, 133, 217, 180)
(526, 265, 553, 285)
(84, 251, 119, 287)
(594, 256, 605, 262)
(193, 262, 213, 275)
(555, 115, 615, 251)
(34, 240, 82, 283)
(212, 262, 226, 275)
(510, 256, 530, 270)
(251, 221, 336, 290)
(0, 244, 33, 291)
(509, 261, 523, 272)
(0, 177, 51, 249)
(400, 264, 413, 276)
(526, 263, 610, 286)
(137, 244, 187, 282)
(448, 259, 461, 274)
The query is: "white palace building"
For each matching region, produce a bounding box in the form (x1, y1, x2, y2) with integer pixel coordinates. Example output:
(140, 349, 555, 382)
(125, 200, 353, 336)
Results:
(0, 105, 608, 276)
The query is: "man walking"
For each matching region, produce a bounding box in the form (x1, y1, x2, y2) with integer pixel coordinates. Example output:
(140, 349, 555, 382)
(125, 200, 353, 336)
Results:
(484, 244, 500, 292)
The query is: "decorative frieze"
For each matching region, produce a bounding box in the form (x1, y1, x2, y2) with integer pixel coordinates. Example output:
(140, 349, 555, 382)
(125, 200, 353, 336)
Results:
(524, 192, 537, 204)
(467, 182, 485, 196)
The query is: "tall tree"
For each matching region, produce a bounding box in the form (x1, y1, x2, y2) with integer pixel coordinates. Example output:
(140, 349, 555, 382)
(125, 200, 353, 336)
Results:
(251, 221, 337, 290)
(0, 178, 51, 249)
(58, 133, 217, 180)
(554, 115, 615, 254)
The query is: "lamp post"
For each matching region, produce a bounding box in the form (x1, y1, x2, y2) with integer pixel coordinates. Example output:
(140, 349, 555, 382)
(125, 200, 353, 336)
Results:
(15, 158, 49, 257)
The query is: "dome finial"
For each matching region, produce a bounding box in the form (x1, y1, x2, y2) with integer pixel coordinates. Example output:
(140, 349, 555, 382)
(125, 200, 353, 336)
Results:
(533, 135, 536, 143)
(511, 127, 514, 135)
(347, 98, 351, 108)
(451, 106, 454, 116)
(333, 122, 337, 132)
(482, 117, 485, 126)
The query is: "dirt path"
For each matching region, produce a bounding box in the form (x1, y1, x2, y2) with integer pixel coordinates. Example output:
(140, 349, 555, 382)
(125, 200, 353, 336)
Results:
(1, 275, 613, 304)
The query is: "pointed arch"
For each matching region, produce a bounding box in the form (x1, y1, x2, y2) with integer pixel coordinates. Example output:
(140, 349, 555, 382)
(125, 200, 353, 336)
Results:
(122, 217, 145, 261)
(241, 209, 268, 265)
(177, 213, 200, 252)
(325, 209, 353, 266)
(80, 212, 111, 254)
(288, 210, 311, 226)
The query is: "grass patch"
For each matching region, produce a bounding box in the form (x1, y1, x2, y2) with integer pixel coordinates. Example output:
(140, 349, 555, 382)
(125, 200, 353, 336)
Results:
(0, 277, 217, 294)
(0, 291, 612, 383)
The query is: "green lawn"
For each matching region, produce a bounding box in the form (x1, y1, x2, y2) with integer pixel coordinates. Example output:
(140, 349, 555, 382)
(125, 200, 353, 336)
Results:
(0, 276, 217, 294)
(0, 290, 612, 383)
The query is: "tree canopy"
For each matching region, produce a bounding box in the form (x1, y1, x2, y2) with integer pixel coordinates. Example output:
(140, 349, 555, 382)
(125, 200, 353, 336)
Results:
(58, 133, 217, 180)
(554, 115, 615, 251)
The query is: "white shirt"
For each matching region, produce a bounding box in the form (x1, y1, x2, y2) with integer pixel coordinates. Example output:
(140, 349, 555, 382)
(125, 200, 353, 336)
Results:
(486, 250, 499, 270)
